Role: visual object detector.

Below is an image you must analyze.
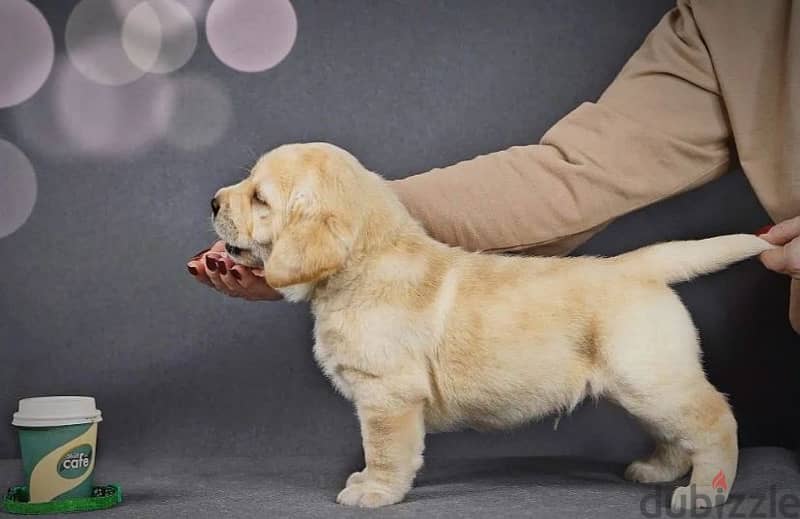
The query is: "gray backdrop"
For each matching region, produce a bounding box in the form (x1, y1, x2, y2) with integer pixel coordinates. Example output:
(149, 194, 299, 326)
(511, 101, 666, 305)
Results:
(1, 0, 798, 470)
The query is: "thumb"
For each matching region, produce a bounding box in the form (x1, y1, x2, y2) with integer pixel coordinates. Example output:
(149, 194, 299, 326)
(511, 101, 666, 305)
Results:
(760, 247, 787, 274)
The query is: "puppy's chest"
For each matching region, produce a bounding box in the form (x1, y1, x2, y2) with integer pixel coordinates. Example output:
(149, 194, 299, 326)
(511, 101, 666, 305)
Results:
(311, 330, 347, 392)
(311, 306, 428, 397)
(311, 332, 365, 400)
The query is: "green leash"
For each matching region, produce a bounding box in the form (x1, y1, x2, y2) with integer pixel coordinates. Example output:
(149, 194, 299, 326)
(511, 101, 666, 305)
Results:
(2, 484, 122, 515)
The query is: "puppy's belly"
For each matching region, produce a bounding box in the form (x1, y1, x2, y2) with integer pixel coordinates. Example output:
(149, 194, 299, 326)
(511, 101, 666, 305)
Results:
(424, 361, 593, 432)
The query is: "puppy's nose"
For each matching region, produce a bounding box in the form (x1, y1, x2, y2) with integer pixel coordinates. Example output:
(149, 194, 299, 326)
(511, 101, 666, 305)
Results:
(211, 197, 220, 217)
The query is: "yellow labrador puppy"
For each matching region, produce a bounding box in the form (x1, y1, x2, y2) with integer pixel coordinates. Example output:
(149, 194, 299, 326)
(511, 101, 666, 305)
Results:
(211, 142, 773, 511)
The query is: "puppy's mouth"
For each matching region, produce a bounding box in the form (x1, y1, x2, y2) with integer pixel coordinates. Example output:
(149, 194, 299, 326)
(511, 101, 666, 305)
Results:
(223, 242, 264, 268)
(224, 243, 244, 256)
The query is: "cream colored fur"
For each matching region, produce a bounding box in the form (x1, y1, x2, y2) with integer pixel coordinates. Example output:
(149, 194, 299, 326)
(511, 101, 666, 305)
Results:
(212, 142, 775, 511)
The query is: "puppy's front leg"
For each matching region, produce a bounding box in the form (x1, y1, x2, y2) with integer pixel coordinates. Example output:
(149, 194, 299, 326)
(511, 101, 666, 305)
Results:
(337, 402, 425, 508)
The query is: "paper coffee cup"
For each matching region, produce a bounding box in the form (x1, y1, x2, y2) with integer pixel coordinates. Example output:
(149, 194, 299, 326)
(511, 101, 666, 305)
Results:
(12, 396, 103, 503)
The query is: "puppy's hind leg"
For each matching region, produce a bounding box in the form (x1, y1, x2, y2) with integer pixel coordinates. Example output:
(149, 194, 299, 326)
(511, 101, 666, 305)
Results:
(614, 381, 737, 510)
(603, 294, 737, 511)
(667, 384, 738, 512)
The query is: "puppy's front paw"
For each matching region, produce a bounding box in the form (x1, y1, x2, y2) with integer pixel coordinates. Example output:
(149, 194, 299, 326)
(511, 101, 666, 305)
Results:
(336, 483, 403, 508)
(345, 469, 367, 488)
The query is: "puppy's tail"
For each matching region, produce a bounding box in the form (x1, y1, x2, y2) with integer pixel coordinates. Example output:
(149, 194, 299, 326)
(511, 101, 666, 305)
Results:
(612, 234, 775, 284)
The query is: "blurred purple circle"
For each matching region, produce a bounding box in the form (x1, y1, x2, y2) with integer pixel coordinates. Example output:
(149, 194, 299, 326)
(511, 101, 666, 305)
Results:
(66, 0, 158, 86)
(0, 0, 54, 108)
(0, 140, 37, 239)
(176, 0, 210, 21)
(161, 77, 232, 151)
(206, 0, 297, 73)
(53, 62, 173, 157)
(123, 0, 198, 75)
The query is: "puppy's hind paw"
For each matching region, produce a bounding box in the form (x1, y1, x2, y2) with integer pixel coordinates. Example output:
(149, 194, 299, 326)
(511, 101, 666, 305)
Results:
(625, 460, 682, 483)
(336, 483, 403, 508)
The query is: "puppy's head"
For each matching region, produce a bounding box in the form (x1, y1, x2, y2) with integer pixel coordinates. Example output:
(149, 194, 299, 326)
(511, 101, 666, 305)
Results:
(211, 143, 368, 296)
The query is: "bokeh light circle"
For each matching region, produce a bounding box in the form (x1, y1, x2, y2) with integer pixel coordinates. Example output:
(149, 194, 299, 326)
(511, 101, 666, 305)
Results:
(0, 0, 54, 108)
(160, 77, 233, 151)
(176, 0, 211, 22)
(123, 0, 197, 74)
(53, 62, 173, 157)
(206, 0, 297, 73)
(0, 140, 37, 239)
(66, 0, 158, 86)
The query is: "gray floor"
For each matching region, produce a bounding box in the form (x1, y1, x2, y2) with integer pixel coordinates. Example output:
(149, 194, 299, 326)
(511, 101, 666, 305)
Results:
(2, 448, 798, 518)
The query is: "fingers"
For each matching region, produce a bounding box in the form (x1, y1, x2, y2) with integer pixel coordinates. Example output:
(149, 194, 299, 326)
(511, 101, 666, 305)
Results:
(215, 255, 242, 292)
(204, 253, 232, 294)
(231, 265, 258, 289)
(785, 240, 800, 277)
(761, 238, 800, 277)
(187, 246, 213, 286)
(758, 217, 800, 279)
(187, 242, 225, 287)
(187, 246, 242, 294)
(187, 259, 213, 287)
(185, 243, 282, 300)
(205, 253, 257, 296)
(760, 216, 800, 246)
(231, 267, 283, 300)
(760, 247, 788, 273)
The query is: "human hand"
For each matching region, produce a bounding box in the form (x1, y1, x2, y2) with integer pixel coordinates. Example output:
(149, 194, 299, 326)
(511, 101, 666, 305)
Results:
(186, 241, 283, 301)
(759, 217, 800, 278)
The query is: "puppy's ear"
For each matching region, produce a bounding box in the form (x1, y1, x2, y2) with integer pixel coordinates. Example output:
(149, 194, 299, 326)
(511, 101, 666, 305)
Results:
(264, 214, 353, 288)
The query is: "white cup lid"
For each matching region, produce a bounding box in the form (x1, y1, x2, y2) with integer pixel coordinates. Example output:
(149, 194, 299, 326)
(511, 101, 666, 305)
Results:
(12, 396, 102, 427)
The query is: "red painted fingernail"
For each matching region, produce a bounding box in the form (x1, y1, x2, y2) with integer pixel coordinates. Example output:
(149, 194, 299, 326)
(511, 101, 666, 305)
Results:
(190, 247, 211, 260)
(231, 269, 242, 280)
(217, 261, 227, 275)
(756, 224, 774, 236)
(206, 256, 217, 271)
(187, 265, 198, 275)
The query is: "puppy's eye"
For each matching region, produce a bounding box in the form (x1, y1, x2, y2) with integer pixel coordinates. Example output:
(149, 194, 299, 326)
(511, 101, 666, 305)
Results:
(253, 193, 270, 209)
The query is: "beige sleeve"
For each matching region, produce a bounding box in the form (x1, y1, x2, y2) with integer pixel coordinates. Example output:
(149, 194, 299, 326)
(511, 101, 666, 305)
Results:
(391, 0, 730, 256)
